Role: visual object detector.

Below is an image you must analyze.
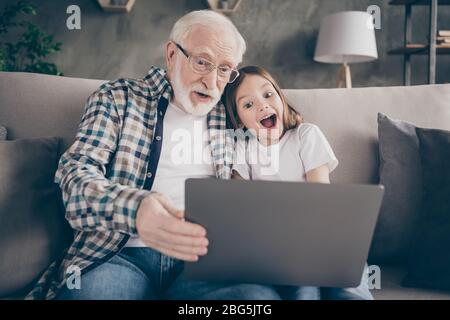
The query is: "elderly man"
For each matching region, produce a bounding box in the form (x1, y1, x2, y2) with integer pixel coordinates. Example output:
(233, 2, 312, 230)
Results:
(25, 10, 281, 300)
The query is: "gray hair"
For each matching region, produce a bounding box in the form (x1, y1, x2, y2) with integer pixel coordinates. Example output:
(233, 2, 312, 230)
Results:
(169, 10, 246, 64)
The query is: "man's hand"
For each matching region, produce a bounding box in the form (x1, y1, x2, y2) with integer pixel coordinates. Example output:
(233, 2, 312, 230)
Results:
(136, 193, 208, 261)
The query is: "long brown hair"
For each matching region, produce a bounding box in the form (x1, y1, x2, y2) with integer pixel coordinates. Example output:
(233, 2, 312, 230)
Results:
(224, 66, 303, 130)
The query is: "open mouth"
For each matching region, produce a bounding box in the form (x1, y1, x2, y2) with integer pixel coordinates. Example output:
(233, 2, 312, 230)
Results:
(194, 91, 211, 100)
(259, 114, 277, 129)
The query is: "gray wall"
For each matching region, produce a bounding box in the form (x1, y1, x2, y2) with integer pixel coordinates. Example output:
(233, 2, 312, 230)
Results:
(2, 0, 450, 88)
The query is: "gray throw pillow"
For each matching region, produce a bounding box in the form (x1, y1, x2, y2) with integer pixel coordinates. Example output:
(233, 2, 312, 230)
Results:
(0, 126, 6, 140)
(369, 113, 423, 264)
(403, 127, 450, 291)
(0, 137, 73, 298)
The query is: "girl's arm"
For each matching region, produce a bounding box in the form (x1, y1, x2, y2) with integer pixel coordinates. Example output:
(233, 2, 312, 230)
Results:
(306, 164, 330, 184)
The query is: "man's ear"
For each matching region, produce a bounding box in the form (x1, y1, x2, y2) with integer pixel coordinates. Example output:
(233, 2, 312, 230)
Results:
(166, 41, 177, 71)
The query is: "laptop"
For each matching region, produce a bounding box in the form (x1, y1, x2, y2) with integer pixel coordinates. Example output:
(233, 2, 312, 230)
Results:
(184, 178, 384, 288)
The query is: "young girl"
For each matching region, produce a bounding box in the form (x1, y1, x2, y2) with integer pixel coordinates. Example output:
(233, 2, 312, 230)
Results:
(224, 66, 372, 300)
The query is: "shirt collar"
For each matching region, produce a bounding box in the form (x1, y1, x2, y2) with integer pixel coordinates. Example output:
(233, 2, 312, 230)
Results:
(144, 66, 173, 102)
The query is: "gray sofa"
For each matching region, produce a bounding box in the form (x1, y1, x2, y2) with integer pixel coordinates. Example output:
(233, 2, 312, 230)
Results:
(1, 71, 450, 300)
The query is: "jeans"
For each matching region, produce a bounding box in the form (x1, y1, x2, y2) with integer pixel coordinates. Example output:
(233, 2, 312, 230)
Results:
(56, 247, 372, 300)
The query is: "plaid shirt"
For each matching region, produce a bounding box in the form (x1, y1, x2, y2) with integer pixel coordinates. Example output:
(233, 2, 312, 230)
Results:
(25, 66, 233, 300)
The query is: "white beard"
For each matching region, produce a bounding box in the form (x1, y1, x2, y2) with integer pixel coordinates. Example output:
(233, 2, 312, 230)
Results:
(170, 58, 221, 117)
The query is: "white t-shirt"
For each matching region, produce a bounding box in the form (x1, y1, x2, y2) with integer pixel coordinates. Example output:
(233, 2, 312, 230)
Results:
(232, 123, 338, 182)
(126, 103, 215, 247)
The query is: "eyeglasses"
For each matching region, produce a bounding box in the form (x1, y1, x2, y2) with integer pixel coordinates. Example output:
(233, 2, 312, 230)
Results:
(174, 42, 240, 83)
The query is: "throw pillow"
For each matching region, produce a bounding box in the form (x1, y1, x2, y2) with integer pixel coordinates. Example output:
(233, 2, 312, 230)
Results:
(369, 113, 422, 264)
(0, 137, 72, 298)
(402, 127, 450, 291)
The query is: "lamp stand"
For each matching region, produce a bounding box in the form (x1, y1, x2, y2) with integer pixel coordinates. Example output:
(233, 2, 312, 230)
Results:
(336, 63, 352, 88)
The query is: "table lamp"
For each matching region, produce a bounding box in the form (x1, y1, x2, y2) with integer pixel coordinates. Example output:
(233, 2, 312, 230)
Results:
(314, 11, 378, 88)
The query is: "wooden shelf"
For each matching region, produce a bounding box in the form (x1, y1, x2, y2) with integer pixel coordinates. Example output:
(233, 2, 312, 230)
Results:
(388, 0, 448, 85)
(389, 44, 450, 54)
(97, 0, 135, 13)
(390, 0, 450, 5)
(206, 0, 242, 14)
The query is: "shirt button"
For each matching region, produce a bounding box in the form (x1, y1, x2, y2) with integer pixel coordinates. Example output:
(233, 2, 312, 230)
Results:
(155, 136, 161, 141)
(146, 172, 153, 178)
(159, 111, 163, 116)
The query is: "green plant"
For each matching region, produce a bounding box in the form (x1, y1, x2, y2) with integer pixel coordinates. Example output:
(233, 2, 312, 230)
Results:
(0, 1, 63, 75)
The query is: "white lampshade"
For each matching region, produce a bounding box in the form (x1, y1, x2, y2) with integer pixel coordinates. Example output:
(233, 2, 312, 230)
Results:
(314, 11, 378, 64)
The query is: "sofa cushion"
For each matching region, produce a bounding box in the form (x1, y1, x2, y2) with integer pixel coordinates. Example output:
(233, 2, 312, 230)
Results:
(402, 128, 450, 291)
(0, 137, 72, 298)
(369, 113, 422, 264)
